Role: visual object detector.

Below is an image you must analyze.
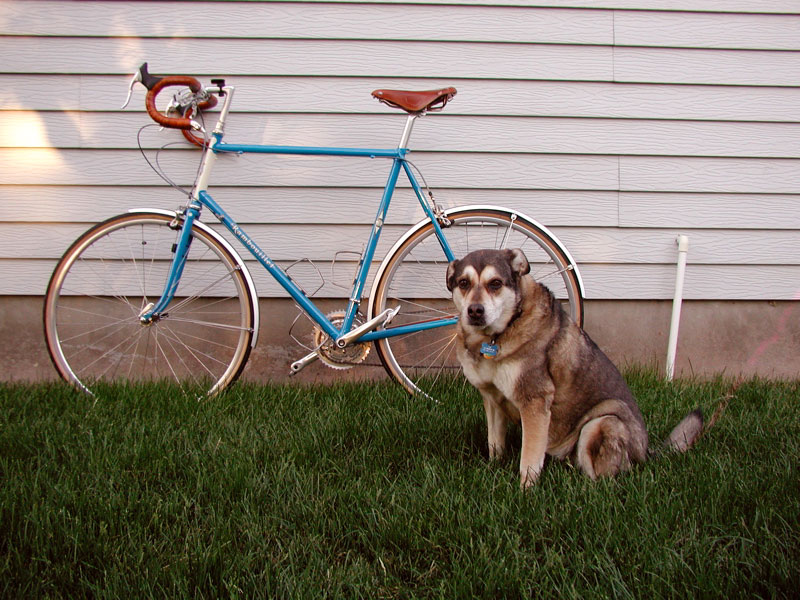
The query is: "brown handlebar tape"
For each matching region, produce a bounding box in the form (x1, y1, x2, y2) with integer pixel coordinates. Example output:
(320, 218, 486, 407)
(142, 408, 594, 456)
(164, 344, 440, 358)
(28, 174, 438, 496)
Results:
(145, 75, 217, 130)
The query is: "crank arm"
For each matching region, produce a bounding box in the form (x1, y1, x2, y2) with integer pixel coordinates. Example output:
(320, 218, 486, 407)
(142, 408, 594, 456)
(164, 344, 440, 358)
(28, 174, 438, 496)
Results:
(335, 307, 400, 349)
(290, 351, 319, 375)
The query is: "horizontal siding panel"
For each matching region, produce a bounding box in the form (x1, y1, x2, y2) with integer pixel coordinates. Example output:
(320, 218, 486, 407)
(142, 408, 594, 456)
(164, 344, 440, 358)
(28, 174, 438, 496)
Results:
(0, 38, 614, 81)
(6, 75, 800, 123)
(6, 37, 799, 86)
(4, 258, 402, 299)
(8, 112, 800, 158)
(2, 221, 538, 262)
(0, 75, 87, 111)
(619, 193, 800, 229)
(615, 12, 800, 50)
(255, 1, 800, 13)
(8, 223, 798, 267)
(0, 1, 613, 45)
(4, 223, 394, 262)
(11, 260, 800, 300)
(621, 157, 800, 194)
(8, 149, 800, 194)
(4, 259, 371, 298)
(9, 1, 800, 50)
(614, 47, 800, 86)
(556, 228, 800, 265)
(582, 264, 800, 300)
(0, 149, 621, 190)
(0, 186, 621, 226)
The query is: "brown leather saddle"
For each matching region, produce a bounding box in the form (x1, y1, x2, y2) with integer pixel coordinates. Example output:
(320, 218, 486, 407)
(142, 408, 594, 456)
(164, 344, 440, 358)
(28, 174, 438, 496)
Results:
(371, 87, 457, 113)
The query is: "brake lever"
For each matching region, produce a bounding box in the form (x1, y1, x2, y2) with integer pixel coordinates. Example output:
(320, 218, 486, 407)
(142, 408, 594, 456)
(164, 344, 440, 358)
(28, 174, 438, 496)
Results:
(120, 69, 142, 109)
(121, 62, 163, 109)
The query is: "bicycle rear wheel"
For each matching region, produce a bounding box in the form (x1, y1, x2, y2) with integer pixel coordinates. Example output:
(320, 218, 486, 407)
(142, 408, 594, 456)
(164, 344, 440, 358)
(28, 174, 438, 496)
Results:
(369, 206, 583, 398)
(43, 211, 256, 397)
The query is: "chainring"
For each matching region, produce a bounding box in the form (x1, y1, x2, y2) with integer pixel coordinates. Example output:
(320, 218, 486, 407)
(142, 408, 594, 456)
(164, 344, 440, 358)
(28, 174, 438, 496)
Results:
(312, 310, 371, 370)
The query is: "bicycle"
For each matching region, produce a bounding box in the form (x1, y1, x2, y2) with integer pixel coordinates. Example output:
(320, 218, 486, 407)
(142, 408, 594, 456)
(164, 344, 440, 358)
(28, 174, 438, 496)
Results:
(43, 63, 585, 399)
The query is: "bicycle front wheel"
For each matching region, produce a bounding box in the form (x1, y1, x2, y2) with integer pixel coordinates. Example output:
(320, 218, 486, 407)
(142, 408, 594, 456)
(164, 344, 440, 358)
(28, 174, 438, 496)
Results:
(44, 211, 256, 397)
(369, 207, 584, 398)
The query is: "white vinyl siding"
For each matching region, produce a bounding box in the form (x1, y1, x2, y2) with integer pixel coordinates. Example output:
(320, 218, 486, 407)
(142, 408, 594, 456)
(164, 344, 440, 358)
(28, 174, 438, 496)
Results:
(1, 0, 798, 301)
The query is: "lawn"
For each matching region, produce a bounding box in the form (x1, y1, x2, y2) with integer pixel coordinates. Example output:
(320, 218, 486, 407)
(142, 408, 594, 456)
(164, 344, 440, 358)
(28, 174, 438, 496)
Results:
(1, 371, 798, 598)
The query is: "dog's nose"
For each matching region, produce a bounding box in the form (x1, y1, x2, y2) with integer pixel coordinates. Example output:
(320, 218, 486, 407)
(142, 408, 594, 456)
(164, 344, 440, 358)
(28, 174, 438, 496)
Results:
(467, 303, 484, 321)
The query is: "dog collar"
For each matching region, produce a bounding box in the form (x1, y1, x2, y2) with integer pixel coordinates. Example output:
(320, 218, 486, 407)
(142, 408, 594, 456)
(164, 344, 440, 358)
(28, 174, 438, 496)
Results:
(475, 301, 522, 359)
(479, 302, 523, 359)
(480, 340, 499, 359)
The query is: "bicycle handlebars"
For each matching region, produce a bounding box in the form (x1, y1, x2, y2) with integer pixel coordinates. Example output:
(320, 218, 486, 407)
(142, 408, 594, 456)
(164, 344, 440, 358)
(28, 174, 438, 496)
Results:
(124, 62, 219, 132)
(145, 75, 215, 130)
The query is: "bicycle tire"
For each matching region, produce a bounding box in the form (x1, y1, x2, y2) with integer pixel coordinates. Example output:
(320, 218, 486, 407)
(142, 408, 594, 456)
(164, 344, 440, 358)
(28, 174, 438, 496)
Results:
(43, 211, 257, 397)
(368, 206, 584, 398)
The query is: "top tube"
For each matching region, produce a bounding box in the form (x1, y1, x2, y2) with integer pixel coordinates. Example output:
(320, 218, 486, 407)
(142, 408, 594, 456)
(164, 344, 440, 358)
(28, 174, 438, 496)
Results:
(214, 143, 408, 158)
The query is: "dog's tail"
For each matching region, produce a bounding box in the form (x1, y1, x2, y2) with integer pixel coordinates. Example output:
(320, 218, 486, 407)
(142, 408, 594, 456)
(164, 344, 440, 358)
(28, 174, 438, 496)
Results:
(664, 409, 704, 452)
(658, 387, 732, 454)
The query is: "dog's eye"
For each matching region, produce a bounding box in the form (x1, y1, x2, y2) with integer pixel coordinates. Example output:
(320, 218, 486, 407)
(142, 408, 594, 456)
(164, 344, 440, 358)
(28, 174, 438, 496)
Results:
(488, 279, 503, 291)
(457, 278, 470, 290)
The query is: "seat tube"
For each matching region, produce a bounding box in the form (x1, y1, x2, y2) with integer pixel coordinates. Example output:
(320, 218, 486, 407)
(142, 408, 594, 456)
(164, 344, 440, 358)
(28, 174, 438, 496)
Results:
(338, 116, 415, 334)
(341, 157, 404, 331)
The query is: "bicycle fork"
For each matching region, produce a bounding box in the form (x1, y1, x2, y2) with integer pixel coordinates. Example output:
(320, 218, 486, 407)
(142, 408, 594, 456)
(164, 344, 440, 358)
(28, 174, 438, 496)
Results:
(139, 119, 224, 324)
(138, 206, 199, 324)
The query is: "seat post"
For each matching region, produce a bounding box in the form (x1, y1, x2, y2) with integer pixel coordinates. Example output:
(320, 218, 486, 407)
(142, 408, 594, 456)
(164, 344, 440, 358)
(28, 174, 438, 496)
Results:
(398, 113, 420, 149)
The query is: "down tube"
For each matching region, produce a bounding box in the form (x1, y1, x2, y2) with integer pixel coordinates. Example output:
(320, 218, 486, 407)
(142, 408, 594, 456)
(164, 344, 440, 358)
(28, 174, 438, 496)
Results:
(197, 190, 339, 339)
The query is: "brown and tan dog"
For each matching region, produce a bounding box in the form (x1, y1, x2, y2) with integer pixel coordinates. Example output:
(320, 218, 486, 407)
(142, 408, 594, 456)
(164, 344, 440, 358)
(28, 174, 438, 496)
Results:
(446, 248, 703, 488)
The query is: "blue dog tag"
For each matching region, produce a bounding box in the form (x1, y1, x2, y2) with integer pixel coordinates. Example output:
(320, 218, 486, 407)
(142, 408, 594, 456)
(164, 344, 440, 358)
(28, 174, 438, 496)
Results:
(480, 342, 498, 359)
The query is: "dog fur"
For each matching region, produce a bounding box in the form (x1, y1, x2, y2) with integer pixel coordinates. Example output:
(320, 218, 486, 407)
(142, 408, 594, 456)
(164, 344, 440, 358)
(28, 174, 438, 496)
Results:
(446, 248, 703, 488)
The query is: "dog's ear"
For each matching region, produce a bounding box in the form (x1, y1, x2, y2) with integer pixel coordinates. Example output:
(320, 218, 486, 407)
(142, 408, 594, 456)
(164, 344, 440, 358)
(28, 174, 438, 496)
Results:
(445, 259, 459, 292)
(507, 248, 530, 277)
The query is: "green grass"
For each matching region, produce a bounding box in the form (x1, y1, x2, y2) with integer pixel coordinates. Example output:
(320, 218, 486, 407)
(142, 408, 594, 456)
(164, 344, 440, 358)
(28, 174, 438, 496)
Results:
(1, 371, 798, 598)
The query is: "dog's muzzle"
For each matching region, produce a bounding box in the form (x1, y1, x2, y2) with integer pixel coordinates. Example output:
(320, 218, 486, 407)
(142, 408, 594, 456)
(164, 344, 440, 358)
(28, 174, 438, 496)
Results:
(467, 303, 485, 326)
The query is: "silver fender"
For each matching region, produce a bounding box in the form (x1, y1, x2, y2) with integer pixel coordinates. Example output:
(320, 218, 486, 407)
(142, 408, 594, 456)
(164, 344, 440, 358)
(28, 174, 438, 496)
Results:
(367, 204, 585, 318)
(128, 208, 260, 347)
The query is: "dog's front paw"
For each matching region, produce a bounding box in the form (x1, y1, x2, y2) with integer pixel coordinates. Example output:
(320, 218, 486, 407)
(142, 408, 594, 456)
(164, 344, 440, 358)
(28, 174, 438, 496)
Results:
(488, 442, 506, 460)
(519, 451, 546, 489)
(520, 465, 541, 490)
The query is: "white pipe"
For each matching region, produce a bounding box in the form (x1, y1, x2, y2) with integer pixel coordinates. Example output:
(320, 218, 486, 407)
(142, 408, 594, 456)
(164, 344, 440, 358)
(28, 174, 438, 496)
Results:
(666, 235, 689, 380)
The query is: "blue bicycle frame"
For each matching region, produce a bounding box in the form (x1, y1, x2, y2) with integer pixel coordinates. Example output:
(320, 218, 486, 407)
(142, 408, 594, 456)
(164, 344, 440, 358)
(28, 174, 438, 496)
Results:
(141, 94, 458, 348)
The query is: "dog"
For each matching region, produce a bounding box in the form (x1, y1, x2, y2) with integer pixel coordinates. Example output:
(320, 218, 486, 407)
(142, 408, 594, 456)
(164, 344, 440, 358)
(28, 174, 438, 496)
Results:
(446, 248, 704, 488)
